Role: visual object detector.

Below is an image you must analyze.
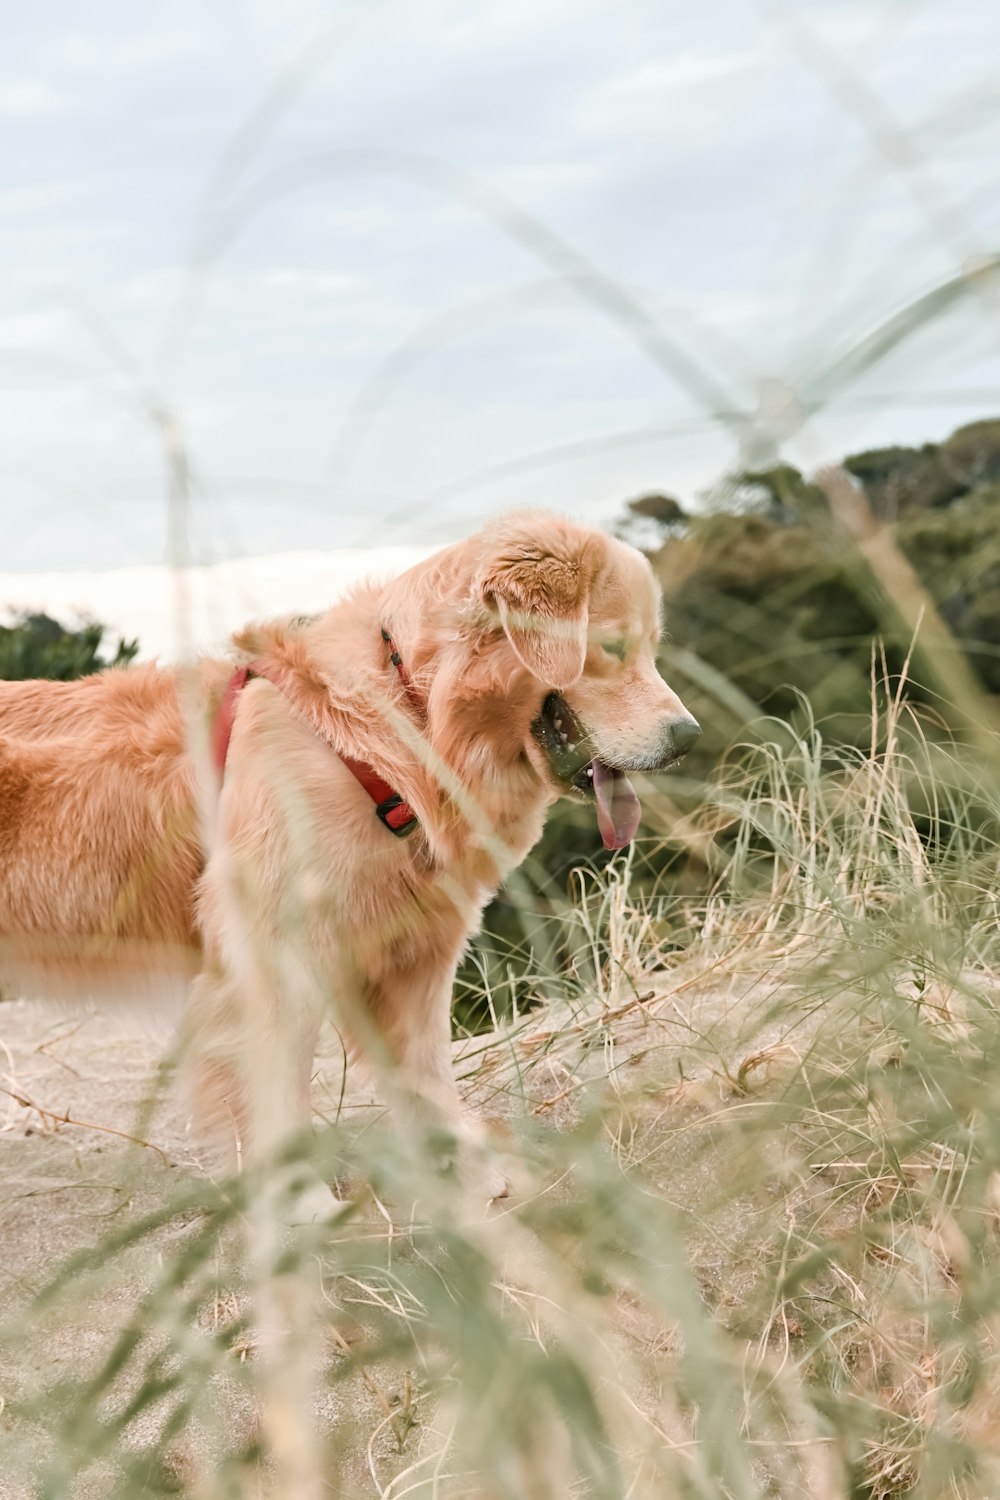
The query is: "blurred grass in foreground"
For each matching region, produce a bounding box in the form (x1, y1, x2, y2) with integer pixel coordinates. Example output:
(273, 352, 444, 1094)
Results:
(4, 648, 1000, 1499)
(5, 11, 1000, 1488)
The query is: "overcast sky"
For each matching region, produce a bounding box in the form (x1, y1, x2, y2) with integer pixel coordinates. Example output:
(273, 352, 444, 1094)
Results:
(3, 0, 1000, 594)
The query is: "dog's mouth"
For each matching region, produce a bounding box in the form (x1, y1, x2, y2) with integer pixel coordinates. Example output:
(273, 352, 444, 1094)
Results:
(530, 692, 642, 851)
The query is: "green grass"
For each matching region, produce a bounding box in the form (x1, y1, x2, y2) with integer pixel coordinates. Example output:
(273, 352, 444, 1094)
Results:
(5, 649, 1000, 1498)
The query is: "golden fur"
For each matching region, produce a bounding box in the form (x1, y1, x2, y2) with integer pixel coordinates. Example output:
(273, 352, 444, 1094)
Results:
(0, 513, 697, 1207)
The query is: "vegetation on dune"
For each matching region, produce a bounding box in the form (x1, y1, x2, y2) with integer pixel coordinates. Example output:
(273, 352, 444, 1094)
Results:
(467, 416, 1000, 1026)
(5, 419, 1000, 1495)
(0, 610, 138, 682)
(651, 416, 1000, 742)
(6, 672, 1000, 1497)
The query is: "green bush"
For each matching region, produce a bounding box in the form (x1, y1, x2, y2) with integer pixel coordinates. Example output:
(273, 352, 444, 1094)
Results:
(0, 611, 139, 681)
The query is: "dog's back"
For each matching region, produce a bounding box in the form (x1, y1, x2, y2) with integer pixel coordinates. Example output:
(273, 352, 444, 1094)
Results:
(0, 666, 204, 1006)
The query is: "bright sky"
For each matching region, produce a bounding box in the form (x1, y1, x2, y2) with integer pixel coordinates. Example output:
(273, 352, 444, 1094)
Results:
(3, 0, 1000, 649)
(0, 548, 434, 662)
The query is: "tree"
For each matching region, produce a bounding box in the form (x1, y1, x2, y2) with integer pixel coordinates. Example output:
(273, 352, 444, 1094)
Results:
(727, 463, 827, 521)
(646, 418, 1000, 746)
(0, 612, 139, 681)
(617, 493, 689, 551)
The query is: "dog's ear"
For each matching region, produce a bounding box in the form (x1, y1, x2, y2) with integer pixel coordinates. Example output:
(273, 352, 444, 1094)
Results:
(478, 538, 592, 689)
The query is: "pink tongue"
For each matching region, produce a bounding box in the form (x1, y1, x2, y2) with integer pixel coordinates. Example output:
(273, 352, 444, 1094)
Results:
(591, 760, 642, 850)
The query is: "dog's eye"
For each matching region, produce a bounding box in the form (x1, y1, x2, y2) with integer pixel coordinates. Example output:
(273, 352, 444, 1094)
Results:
(602, 639, 627, 662)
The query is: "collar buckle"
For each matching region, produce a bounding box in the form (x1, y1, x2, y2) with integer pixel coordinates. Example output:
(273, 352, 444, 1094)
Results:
(375, 792, 419, 838)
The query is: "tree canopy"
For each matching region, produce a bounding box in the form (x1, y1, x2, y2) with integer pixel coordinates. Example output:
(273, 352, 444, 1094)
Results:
(0, 612, 139, 681)
(634, 417, 1000, 756)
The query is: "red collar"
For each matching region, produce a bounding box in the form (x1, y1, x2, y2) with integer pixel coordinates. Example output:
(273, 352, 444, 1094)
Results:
(381, 627, 424, 715)
(211, 629, 420, 839)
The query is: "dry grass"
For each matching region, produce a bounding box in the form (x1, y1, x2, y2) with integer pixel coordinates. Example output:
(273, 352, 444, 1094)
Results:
(3, 657, 1000, 1498)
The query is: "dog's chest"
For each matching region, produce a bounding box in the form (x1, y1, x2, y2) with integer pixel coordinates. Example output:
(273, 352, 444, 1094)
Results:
(335, 815, 539, 968)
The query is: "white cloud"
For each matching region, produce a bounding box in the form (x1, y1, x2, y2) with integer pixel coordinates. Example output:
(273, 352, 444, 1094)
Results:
(571, 51, 771, 145)
(0, 547, 435, 663)
(428, 0, 611, 57)
(0, 179, 95, 216)
(491, 158, 608, 208)
(0, 79, 69, 117)
(3, 0, 998, 576)
(55, 26, 207, 75)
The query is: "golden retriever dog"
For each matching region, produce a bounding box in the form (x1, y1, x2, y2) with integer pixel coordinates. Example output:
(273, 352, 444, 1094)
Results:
(0, 512, 699, 1214)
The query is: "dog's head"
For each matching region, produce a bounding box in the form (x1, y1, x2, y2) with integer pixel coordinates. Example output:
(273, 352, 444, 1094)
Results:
(475, 514, 700, 849)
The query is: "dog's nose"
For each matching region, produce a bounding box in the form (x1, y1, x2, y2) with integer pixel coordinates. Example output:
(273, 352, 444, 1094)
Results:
(671, 716, 701, 755)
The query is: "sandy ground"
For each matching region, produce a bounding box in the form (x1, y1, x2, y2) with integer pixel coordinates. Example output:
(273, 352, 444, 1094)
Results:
(0, 975, 778, 1498)
(0, 1000, 447, 1498)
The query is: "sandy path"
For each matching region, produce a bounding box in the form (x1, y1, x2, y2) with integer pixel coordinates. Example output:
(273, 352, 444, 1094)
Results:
(0, 971, 769, 1498)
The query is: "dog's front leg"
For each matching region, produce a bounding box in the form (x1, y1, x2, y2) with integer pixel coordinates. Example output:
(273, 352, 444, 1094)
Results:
(184, 963, 342, 1226)
(368, 959, 509, 1205)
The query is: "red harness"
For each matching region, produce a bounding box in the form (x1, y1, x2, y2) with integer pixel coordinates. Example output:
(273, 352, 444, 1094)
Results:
(211, 629, 420, 839)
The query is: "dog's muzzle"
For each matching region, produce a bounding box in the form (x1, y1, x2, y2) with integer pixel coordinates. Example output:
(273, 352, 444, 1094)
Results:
(531, 693, 700, 850)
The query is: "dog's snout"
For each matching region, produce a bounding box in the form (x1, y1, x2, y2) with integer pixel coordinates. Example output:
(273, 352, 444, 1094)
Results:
(670, 716, 701, 756)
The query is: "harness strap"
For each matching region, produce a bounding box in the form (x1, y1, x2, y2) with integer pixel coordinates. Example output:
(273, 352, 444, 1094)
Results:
(211, 638, 420, 839)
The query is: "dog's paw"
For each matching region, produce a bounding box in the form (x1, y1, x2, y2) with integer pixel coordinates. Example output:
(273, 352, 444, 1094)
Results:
(482, 1162, 510, 1203)
(449, 1122, 511, 1208)
(279, 1167, 344, 1226)
(456, 1156, 510, 1210)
